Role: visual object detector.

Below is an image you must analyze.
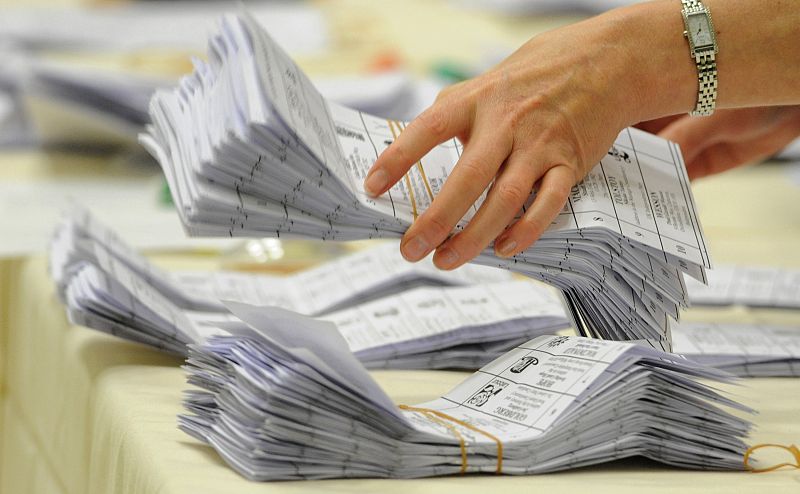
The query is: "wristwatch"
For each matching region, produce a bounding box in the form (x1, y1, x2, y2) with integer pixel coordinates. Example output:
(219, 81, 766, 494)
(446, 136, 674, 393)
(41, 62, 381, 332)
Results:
(681, 0, 718, 116)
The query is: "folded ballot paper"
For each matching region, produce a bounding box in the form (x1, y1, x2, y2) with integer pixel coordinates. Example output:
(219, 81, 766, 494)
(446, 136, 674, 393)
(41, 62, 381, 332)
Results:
(51, 206, 511, 314)
(140, 12, 712, 350)
(673, 321, 800, 377)
(686, 265, 800, 309)
(50, 209, 570, 368)
(180, 309, 752, 480)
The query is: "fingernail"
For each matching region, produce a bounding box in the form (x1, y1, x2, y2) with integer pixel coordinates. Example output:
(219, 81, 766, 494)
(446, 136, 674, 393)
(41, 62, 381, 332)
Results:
(436, 247, 460, 269)
(364, 169, 389, 196)
(495, 237, 517, 257)
(402, 236, 429, 261)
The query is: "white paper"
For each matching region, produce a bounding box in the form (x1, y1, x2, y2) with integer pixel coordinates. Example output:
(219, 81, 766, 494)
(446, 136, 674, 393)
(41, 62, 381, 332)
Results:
(179, 326, 752, 480)
(51, 209, 570, 369)
(673, 321, 800, 376)
(141, 12, 714, 349)
(686, 265, 800, 309)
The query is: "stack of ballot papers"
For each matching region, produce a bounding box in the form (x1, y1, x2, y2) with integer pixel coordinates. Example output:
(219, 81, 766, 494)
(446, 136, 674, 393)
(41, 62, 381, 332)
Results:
(51, 206, 513, 314)
(20, 60, 435, 146)
(141, 12, 712, 350)
(23, 61, 169, 143)
(180, 313, 753, 480)
(50, 209, 571, 368)
(673, 322, 800, 377)
(173, 242, 513, 316)
(686, 265, 800, 309)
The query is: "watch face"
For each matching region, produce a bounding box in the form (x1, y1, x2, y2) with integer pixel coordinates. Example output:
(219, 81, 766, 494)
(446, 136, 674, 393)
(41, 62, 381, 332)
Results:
(688, 13, 713, 47)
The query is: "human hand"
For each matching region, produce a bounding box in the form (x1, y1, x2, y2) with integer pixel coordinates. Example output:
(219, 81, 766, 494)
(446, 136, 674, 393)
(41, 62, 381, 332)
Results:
(362, 15, 667, 270)
(655, 106, 800, 180)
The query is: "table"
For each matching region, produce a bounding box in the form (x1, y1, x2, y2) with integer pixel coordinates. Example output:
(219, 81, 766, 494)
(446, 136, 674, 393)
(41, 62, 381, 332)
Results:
(2, 162, 800, 493)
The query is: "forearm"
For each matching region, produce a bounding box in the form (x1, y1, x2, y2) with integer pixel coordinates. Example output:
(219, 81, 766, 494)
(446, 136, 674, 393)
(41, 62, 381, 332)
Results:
(603, 0, 800, 124)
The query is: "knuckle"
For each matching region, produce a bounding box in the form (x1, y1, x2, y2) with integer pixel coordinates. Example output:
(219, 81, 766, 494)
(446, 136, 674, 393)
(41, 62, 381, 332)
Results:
(521, 93, 548, 112)
(385, 141, 411, 167)
(452, 232, 485, 257)
(548, 175, 573, 200)
(456, 158, 492, 183)
(434, 85, 456, 103)
(496, 94, 547, 135)
(415, 107, 449, 137)
(494, 181, 529, 209)
(517, 213, 548, 239)
(422, 211, 453, 241)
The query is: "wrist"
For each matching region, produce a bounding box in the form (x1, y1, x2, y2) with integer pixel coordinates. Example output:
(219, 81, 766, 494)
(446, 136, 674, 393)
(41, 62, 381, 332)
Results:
(603, 0, 699, 124)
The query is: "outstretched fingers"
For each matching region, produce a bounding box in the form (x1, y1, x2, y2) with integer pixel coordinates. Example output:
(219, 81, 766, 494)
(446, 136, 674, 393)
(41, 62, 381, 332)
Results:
(493, 164, 574, 257)
(364, 100, 470, 197)
(430, 150, 545, 270)
(399, 118, 513, 263)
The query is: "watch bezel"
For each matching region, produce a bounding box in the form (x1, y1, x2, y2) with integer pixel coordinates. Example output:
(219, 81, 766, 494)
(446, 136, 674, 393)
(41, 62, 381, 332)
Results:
(682, 9, 718, 55)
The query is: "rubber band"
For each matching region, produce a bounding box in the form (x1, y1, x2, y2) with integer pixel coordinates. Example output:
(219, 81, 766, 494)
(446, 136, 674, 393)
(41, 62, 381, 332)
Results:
(386, 120, 419, 219)
(397, 122, 435, 202)
(400, 405, 468, 473)
(399, 404, 504, 474)
(744, 443, 800, 473)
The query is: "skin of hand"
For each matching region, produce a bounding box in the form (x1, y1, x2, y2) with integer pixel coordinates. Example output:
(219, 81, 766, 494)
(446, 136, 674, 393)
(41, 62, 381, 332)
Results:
(655, 106, 800, 180)
(363, 0, 800, 270)
(363, 15, 653, 270)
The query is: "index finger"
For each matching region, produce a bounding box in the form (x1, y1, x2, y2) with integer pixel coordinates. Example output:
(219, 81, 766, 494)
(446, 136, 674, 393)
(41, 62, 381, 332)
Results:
(363, 99, 471, 197)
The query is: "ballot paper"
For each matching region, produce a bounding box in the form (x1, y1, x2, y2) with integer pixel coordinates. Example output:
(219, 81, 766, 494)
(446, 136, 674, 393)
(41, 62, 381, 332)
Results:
(174, 241, 513, 316)
(141, 12, 712, 350)
(22, 61, 170, 144)
(52, 206, 513, 314)
(686, 265, 800, 309)
(180, 315, 752, 480)
(673, 321, 800, 377)
(20, 61, 435, 146)
(51, 209, 570, 368)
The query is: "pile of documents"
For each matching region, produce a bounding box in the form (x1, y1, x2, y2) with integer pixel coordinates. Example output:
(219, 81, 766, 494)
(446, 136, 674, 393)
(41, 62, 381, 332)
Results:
(686, 265, 800, 309)
(173, 242, 512, 316)
(21, 61, 434, 146)
(50, 209, 570, 368)
(23, 61, 169, 143)
(141, 13, 712, 350)
(673, 322, 800, 377)
(181, 315, 752, 480)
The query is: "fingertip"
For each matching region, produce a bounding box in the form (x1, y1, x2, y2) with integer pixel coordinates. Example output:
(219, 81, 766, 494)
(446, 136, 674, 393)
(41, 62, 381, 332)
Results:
(432, 245, 462, 270)
(400, 234, 431, 262)
(363, 168, 390, 197)
(494, 236, 518, 258)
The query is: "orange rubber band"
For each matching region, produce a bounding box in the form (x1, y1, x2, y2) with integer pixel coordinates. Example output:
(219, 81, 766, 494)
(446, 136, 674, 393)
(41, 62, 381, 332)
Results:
(397, 121, 435, 203)
(386, 121, 418, 219)
(400, 404, 504, 474)
(743, 444, 800, 473)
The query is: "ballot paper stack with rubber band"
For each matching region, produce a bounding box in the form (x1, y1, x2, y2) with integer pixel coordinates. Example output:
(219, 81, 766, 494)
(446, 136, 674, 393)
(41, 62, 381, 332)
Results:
(673, 321, 800, 377)
(50, 208, 571, 368)
(180, 308, 753, 480)
(141, 12, 712, 350)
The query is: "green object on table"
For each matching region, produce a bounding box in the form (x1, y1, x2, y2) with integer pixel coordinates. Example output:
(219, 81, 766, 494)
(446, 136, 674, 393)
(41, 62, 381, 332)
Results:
(431, 60, 471, 83)
(159, 179, 173, 206)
